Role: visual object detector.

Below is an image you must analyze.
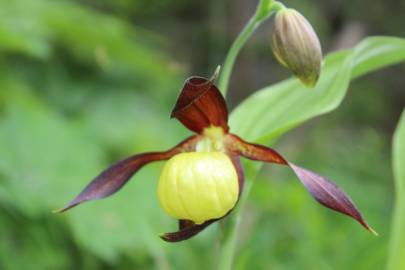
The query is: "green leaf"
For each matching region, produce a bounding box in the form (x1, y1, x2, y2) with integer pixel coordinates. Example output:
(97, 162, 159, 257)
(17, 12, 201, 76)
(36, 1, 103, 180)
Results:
(0, 82, 104, 217)
(68, 166, 170, 262)
(0, 209, 73, 270)
(229, 36, 405, 142)
(387, 110, 405, 270)
(0, 79, 174, 261)
(0, 0, 177, 83)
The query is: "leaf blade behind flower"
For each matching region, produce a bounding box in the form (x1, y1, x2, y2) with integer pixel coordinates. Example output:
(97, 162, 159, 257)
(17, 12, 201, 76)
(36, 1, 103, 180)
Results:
(387, 110, 405, 270)
(230, 36, 405, 142)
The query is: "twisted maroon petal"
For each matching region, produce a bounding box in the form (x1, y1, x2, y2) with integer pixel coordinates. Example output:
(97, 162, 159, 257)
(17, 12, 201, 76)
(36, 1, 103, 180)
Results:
(226, 134, 376, 234)
(178, 220, 195, 230)
(288, 163, 376, 234)
(171, 76, 229, 133)
(225, 134, 287, 165)
(57, 135, 200, 212)
(161, 219, 217, 242)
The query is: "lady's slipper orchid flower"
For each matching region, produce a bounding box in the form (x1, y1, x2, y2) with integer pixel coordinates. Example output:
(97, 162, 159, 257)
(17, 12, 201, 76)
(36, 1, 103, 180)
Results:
(58, 75, 376, 242)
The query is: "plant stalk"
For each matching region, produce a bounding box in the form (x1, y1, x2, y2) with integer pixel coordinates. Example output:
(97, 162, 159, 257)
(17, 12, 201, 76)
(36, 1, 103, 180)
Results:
(217, 178, 254, 270)
(216, 1, 285, 269)
(218, 0, 284, 97)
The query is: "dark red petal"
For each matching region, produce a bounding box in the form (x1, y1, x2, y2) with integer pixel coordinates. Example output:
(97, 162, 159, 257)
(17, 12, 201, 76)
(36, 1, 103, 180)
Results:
(171, 76, 229, 133)
(161, 219, 217, 242)
(178, 220, 195, 230)
(289, 163, 377, 235)
(57, 136, 200, 212)
(225, 134, 287, 165)
(226, 134, 376, 234)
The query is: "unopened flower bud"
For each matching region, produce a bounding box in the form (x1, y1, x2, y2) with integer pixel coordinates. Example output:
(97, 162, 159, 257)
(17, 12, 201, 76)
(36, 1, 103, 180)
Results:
(157, 152, 238, 224)
(271, 8, 322, 87)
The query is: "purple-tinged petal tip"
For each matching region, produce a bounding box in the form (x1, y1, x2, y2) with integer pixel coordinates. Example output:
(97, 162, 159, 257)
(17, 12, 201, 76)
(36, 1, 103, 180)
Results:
(57, 136, 200, 213)
(227, 134, 376, 234)
(289, 163, 377, 235)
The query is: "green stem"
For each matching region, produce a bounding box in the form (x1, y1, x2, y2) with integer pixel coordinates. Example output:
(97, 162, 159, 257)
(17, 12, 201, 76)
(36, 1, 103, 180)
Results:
(217, 161, 263, 270)
(218, 0, 285, 97)
(217, 178, 254, 270)
(216, 1, 286, 269)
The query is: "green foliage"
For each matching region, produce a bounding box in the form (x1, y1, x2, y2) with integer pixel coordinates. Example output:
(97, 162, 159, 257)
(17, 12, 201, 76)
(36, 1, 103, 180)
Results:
(221, 36, 405, 270)
(0, 0, 171, 76)
(387, 110, 405, 270)
(0, 0, 185, 268)
(0, 0, 404, 269)
(230, 37, 405, 143)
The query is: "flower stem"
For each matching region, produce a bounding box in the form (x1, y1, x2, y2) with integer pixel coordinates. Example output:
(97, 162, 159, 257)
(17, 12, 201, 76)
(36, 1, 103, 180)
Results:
(218, 0, 284, 97)
(217, 178, 254, 270)
(217, 1, 286, 269)
(217, 161, 262, 270)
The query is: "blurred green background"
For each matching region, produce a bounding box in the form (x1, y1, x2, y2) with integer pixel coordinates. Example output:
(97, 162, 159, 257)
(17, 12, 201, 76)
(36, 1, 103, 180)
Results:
(0, 0, 404, 269)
